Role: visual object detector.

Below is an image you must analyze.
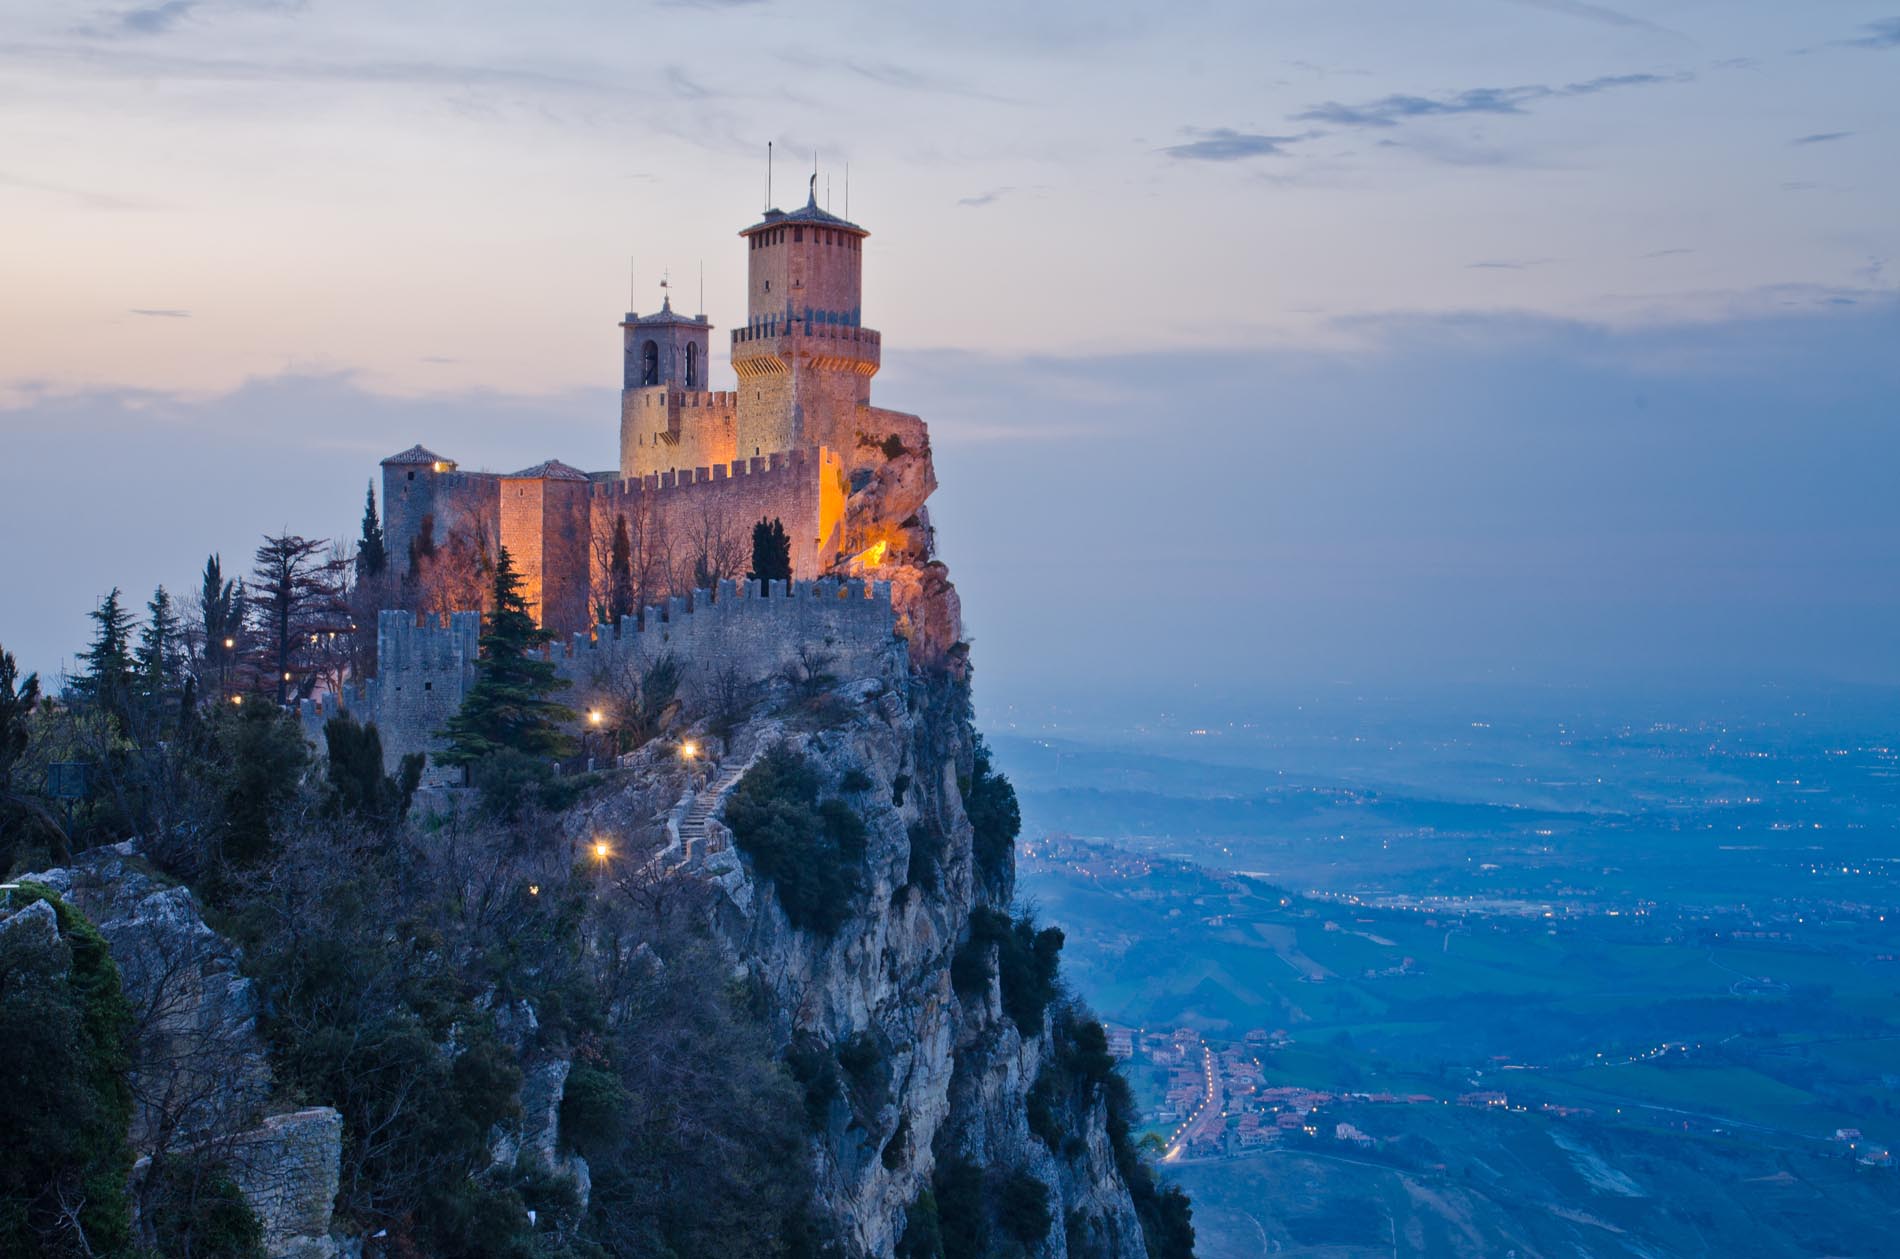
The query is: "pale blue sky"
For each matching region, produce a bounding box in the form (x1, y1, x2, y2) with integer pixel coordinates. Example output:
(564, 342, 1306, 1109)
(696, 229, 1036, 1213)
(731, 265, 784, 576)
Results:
(2, 2, 1895, 700)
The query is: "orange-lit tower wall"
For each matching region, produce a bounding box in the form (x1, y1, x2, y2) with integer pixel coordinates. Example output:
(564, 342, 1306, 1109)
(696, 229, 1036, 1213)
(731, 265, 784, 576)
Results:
(731, 190, 881, 464)
(619, 297, 739, 479)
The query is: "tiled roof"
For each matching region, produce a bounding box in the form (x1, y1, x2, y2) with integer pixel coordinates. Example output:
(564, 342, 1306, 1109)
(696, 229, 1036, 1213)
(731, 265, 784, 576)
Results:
(381, 444, 446, 466)
(508, 459, 591, 482)
(741, 191, 867, 237)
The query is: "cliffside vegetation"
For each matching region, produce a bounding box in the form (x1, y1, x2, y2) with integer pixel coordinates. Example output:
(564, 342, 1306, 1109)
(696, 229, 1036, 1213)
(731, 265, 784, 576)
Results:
(0, 886, 136, 1258)
(725, 744, 869, 935)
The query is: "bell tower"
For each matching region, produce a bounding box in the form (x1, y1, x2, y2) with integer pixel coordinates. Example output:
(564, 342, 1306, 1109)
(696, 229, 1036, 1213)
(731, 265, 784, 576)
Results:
(618, 280, 739, 480)
(731, 185, 882, 464)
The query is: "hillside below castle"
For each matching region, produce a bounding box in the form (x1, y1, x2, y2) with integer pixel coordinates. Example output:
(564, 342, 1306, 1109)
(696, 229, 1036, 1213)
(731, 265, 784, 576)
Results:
(0, 188, 1193, 1259)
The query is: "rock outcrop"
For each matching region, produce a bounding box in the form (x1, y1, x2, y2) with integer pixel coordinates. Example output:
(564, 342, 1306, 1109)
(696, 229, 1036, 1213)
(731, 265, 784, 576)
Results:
(18, 845, 351, 1259)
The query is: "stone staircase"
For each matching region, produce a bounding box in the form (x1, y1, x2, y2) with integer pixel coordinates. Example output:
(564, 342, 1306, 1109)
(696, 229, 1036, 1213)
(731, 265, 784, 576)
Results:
(673, 758, 752, 869)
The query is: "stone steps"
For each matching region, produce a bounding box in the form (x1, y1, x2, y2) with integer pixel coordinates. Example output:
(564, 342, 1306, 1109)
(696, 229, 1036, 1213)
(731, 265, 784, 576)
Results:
(674, 760, 750, 867)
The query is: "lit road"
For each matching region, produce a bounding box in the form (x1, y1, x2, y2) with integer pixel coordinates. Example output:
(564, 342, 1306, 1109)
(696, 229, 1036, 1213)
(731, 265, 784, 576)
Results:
(1163, 1045, 1222, 1161)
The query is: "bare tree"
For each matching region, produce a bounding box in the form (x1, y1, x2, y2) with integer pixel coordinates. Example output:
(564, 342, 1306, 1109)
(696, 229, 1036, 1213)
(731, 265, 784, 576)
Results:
(674, 497, 747, 595)
(249, 534, 351, 706)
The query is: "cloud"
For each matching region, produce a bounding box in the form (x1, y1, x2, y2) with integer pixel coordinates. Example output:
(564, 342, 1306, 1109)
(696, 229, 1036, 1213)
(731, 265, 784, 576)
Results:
(129, 308, 191, 317)
(957, 187, 1012, 208)
(1162, 128, 1304, 161)
(778, 51, 1015, 103)
(1467, 258, 1556, 270)
(118, 0, 198, 34)
(1790, 131, 1852, 145)
(1295, 72, 1687, 130)
(0, 170, 154, 211)
(1498, 0, 1681, 36)
(1641, 248, 1694, 259)
(1835, 17, 1900, 49)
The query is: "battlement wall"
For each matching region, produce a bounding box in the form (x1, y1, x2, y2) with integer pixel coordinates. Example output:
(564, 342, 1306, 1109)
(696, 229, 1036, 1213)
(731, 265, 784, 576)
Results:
(553, 576, 899, 708)
(620, 387, 740, 479)
(592, 446, 845, 579)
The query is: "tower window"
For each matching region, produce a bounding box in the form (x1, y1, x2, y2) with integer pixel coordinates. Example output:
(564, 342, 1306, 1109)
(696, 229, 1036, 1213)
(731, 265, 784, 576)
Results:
(685, 342, 699, 388)
(641, 340, 659, 386)
(794, 227, 802, 242)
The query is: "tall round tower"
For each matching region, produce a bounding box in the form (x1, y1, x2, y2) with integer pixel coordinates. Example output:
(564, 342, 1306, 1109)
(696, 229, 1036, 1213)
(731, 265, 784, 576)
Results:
(731, 186, 882, 463)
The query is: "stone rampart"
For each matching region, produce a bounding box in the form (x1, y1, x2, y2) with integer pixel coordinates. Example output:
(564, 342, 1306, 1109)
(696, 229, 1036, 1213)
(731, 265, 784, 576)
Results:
(552, 576, 898, 707)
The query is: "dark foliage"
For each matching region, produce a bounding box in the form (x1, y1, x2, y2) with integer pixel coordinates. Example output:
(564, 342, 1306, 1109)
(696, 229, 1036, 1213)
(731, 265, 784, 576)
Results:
(440, 546, 575, 767)
(933, 1158, 986, 1259)
(0, 887, 135, 1258)
(322, 712, 421, 831)
(961, 736, 1020, 891)
(996, 1169, 1052, 1248)
(894, 1188, 942, 1259)
(142, 1156, 266, 1259)
(747, 517, 793, 588)
(221, 702, 309, 866)
(723, 745, 868, 935)
(356, 482, 389, 580)
(952, 907, 1064, 1036)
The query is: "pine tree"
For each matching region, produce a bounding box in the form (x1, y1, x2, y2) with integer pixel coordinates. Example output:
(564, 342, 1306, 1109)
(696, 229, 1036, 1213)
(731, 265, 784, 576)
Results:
(250, 534, 351, 706)
(135, 585, 183, 715)
(608, 513, 634, 625)
(75, 588, 137, 730)
(439, 547, 575, 766)
(747, 517, 793, 592)
(198, 555, 244, 667)
(356, 482, 389, 580)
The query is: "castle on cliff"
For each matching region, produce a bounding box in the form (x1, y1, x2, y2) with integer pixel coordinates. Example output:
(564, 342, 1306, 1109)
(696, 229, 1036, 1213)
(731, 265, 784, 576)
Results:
(326, 186, 956, 773)
(380, 186, 928, 637)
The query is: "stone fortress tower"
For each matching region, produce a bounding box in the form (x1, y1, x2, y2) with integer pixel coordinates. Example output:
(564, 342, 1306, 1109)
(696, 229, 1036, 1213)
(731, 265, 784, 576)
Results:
(376, 177, 945, 645)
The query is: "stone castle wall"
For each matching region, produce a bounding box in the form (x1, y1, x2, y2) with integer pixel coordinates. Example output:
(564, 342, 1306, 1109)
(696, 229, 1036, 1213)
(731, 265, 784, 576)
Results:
(382, 466, 500, 578)
(502, 474, 592, 635)
(620, 388, 739, 479)
(310, 580, 894, 773)
(732, 323, 880, 463)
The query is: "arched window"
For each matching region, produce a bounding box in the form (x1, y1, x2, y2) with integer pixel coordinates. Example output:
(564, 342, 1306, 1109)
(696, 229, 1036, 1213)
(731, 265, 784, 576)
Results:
(641, 340, 659, 386)
(685, 342, 699, 388)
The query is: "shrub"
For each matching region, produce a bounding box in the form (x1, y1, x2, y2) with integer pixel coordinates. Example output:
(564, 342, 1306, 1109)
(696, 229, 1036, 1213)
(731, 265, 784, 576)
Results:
(840, 768, 874, 793)
(996, 1170, 1052, 1248)
(881, 1112, 911, 1171)
(956, 908, 1063, 1036)
(786, 1039, 841, 1131)
(962, 738, 1019, 890)
(560, 1064, 633, 1159)
(906, 821, 943, 892)
(143, 1157, 265, 1259)
(895, 1188, 942, 1259)
(724, 745, 868, 935)
(933, 1158, 985, 1259)
(0, 886, 136, 1259)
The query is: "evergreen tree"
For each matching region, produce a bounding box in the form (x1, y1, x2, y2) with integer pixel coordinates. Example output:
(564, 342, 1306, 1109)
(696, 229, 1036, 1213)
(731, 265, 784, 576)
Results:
(608, 513, 634, 625)
(747, 517, 793, 592)
(356, 482, 388, 580)
(322, 712, 422, 831)
(249, 534, 349, 706)
(75, 588, 137, 731)
(439, 547, 575, 766)
(198, 555, 244, 669)
(135, 586, 183, 717)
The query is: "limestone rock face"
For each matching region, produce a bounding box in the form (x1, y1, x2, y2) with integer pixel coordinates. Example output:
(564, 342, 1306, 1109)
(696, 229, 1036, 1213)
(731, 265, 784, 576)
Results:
(663, 653, 1150, 1258)
(19, 845, 350, 1259)
(26, 841, 271, 1146)
(226, 1108, 347, 1259)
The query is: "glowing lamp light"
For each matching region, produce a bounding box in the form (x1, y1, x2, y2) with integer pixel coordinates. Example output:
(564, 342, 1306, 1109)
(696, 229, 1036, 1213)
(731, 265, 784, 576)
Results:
(223, 638, 235, 649)
(681, 740, 698, 760)
(528, 884, 540, 897)
(231, 695, 243, 706)
(592, 840, 610, 862)
(589, 710, 603, 726)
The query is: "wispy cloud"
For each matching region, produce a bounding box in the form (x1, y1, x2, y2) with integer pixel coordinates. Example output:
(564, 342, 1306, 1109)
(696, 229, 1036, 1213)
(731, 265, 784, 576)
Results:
(1498, 0, 1681, 36)
(129, 308, 191, 317)
(957, 187, 1012, 208)
(778, 51, 1015, 103)
(0, 170, 154, 211)
(1467, 258, 1557, 270)
(1642, 248, 1694, 259)
(1163, 128, 1304, 161)
(118, 1, 198, 34)
(1791, 131, 1852, 145)
(1834, 17, 1900, 49)
(1295, 72, 1688, 129)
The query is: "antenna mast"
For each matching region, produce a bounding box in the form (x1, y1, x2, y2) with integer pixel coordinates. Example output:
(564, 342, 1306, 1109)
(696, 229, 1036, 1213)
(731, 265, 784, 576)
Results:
(845, 163, 849, 220)
(629, 255, 636, 312)
(766, 141, 773, 209)
(698, 261, 704, 317)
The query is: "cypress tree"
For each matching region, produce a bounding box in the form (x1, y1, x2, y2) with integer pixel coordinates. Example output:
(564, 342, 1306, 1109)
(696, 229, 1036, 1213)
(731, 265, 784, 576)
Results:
(439, 547, 575, 765)
(198, 555, 244, 667)
(357, 482, 389, 580)
(75, 588, 137, 731)
(135, 585, 182, 715)
(747, 517, 793, 592)
(609, 513, 634, 624)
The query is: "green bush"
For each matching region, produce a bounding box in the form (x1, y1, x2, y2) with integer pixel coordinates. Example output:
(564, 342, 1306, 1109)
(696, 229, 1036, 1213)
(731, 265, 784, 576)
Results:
(953, 908, 1064, 1036)
(933, 1158, 986, 1259)
(961, 738, 1019, 890)
(996, 1170, 1052, 1248)
(894, 1188, 942, 1259)
(143, 1156, 266, 1259)
(906, 822, 944, 892)
(724, 745, 868, 935)
(560, 1064, 633, 1159)
(0, 886, 135, 1258)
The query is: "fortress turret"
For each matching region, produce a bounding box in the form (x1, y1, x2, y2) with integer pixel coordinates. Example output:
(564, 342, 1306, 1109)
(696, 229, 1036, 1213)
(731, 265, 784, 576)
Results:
(619, 291, 739, 480)
(732, 188, 881, 463)
(621, 293, 710, 392)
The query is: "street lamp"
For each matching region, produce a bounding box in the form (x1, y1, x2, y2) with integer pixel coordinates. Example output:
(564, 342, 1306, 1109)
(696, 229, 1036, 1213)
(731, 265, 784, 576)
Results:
(592, 839, 610, 863)
(681, 739, 698, 761)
